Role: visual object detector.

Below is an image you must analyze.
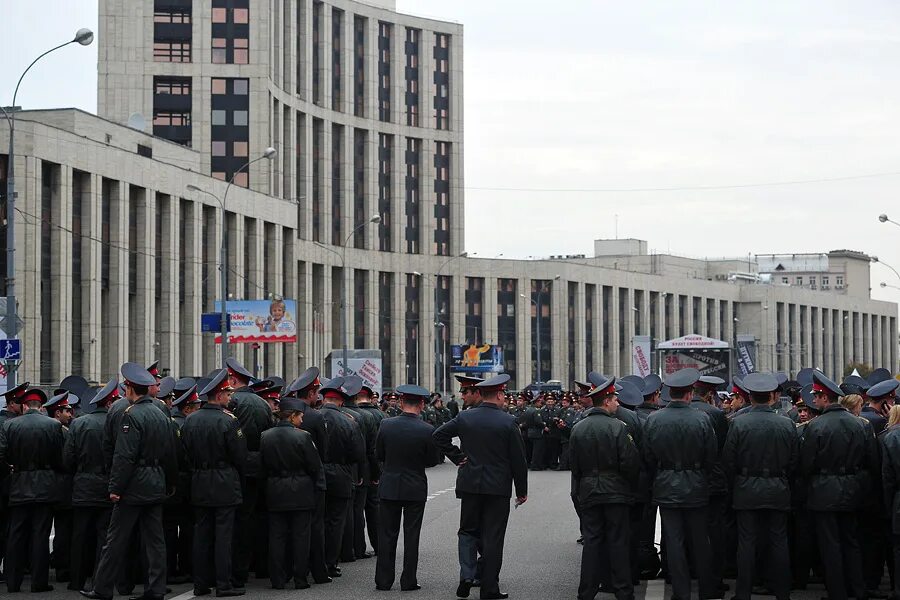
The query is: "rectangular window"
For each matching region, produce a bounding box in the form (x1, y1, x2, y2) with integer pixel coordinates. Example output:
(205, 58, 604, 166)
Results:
(154, 78, 191, 95)
(405, 137, 421, 253)
(354, 128, 367, 249)
(155, 9, 191, 23)
(212, 38, 227, 63)
(378, 21, 392, 122)
(210, 77, 251, 187)
(211, 0, 250, 65)
(433, 33, 451, 129)
(234, 38, 249, 64)
(153, 111, 191, 126)
(332, 8, 343, 111)
(154, 41, 191, 62)
(822, 276, 830, 285)
(405, 28, 420, 127)
(354, 16, 367, 117)
(796, 276, 803, 285)
(378, 133, 392, 251)
(433, 141, 451, 256)
(233, 79, 249, 95)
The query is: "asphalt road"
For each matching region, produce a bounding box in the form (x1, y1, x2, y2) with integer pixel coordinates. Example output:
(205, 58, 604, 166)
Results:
(25, 462, 880, 600)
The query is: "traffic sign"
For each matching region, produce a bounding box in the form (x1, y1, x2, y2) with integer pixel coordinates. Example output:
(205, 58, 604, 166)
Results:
(1, 339, 21, 361)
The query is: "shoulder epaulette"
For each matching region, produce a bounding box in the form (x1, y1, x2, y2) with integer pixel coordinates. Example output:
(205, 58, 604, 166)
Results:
(223, 409, 238, 419)
(124, 404, 135, 414)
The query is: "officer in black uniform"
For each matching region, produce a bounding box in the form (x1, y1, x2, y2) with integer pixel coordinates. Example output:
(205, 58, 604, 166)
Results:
(283, 367, 331, 584)
(156, 377, 177, 410)
(223, 358, 272, 588)
(181, 369, 248, 597)
(801, 370, 875, 600)
(614, 378, 648, 586)
(570, 376, 641, 600)
(539, 393, 563, 469)
(45, 390, 76, 584)
(374, 384, 442, 591)
(81, 362, 179, 600)
(721, 372, 798, 600)
(318, 377, 366, 578)
(434, 374, 529, 600)
(164, 385, 200, 585)
(641, 368, 718, 600)
(0, 381, 29, 584)
(356, 382, 386, 557)
(259, 396, 324, 590)
(64, 378, 118, 593)
(636, 374, 662, 578)
(879, 388, 900, 600)
(341, 376, 379, 561)
(0, 387, 63, 593)
(863, 375, 894, 436)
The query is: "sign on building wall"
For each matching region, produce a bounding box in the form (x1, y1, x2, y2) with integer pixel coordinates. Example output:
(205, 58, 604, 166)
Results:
(657, 334, 729, 349)
(631, 336, 652, 377)
(213, 299, 298, 343)
(735, 335, 757, 376)
(450, 344, 504, 373)
(330, 352, 383, 397)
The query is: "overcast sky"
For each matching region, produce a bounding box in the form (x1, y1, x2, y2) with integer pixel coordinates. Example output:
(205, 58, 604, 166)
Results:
(3, 1, 900, 304)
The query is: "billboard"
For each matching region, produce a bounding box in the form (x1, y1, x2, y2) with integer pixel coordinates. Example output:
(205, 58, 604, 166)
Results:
(735, 335, 757, 376)
(213, 299, 297, 343)
(660, 349, 731, 382)
(450, 344, 504, 373)
(631, 335, 652, 377)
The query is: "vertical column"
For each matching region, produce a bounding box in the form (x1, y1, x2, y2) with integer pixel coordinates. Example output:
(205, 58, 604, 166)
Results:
(18, 156, 40, 383)
(640, 288, 651, 337)
(877, 316, 886, 369)
(321, 122, 334, 243)
(131, 187, 155, 366)
(158, 194, 179, 373)
(550, 280, 565, 381)
(104, 182, 129, 375)
(49, 167, 73, 380)
(366, 17, 379, 124)
(281, 228, 298, 378)
(202, 206, 224, 374)
(823, 309, 834, 378)
(574, 282, 586, 382)
(391, 135, 404, 254)
(366, 131, 379, 251)
(812, 308, 824, 371)
(517, 278, 531, 383)
(366, 269, 379, 350)
(181, 200, 203, 376)
(609, 286, 620, 375)
(81, 174, 103, 382)
(623, 288, 635, 375)
(802, 305, 813, 372)
(391, 273, 404, 386)
(591, 285, 603, 374)
(421, 138, 436, 256)
(698, 297, 708, 337)
(684, 295, 694, 334)
(420, 275, 435, 390)
(836, 311, 846, 379)
(229, 215, 247, 366)
(299, 262, 314, 368)
(322, 6, 333, 110)
(788, 304, 799, 374)
(854, 312, 863, 365)
(710, 299, 721, 340)
(265, 224, 284, 376)
(484, 276, 498, 345)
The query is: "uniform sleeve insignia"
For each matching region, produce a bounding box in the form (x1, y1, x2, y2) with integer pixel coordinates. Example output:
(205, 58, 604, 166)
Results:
(236, 428, 244, 438)
(122, 424, 130, 434)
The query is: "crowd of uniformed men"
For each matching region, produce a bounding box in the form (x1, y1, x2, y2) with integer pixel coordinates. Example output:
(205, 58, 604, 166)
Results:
(2, 356, 900, 600)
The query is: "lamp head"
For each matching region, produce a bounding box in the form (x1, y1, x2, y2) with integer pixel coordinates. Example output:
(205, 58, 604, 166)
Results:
(74, 28, 94, 46)
(872, 256, 880, 263)
(186, 184, 202, 192)
(459, 252, 468, 258)
(881, 282, 888, 288)
(370, 214, 382, 224)
(879, 214, 889, 223)
(412, 271, 422, 277)
(263, 147, 277, 159)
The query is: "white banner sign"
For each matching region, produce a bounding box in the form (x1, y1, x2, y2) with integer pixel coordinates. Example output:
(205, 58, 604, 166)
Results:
(631, 335, 652, 377)
(331, 356, 383, 397)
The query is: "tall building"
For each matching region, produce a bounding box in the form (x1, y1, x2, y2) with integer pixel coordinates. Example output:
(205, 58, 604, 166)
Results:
(0, 2, 894, 391)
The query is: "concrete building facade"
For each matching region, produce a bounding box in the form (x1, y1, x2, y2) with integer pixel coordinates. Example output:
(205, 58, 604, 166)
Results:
(0, 1, 895, 390)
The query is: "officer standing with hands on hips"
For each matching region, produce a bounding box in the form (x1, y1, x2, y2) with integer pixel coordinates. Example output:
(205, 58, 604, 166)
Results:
(374, 384, 442, 592)
(433, 374, 529, 600)
(81, 362, 178, 600)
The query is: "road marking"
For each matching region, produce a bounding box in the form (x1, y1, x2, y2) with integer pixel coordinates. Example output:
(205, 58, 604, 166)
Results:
(169, 591, 195, 600)
(644, 578, 665, 600)
(426, 486, 456, 500)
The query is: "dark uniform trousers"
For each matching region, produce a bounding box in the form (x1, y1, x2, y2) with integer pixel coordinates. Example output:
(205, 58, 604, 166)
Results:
(893, 534, 900, 600)
(578, 503, 632, 600)
(860, 510, 889, 590)
(375, 500, 425, 590)
(308, 494, 328, 581)
(815, 511, 867, 600)
(659, 507, 716, 600)
(51, 506, 73, 580)
(364, 483, 380, 554)
(92, 503, 166, 598)
(162, 506, 192, 579)
(5, 503, 54, 592)
(324, 493, 350, 568)
(530, 438, 547, 470)
(342, 484, 368, 560)
(707, 494, 727, 586)
(69, 506, 112, 591)
(791, 510, 818, 587)
(735, 510, 790, 600)
(193, 506, 237, 591)
(233, 476, 260, 585)
(268, 510, 312, 587)
(458, 493, 510, 598)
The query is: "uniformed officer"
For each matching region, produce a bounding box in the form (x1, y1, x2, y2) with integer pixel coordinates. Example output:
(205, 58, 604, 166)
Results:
(283, 367, 331, 584)
(433, 374, 529, 600)
(260, 396, 324, 590)
(374, 384, 442, 591)
(181, 369, 248, 598)
(635, 374, 663, 578)
(0, 387, 63, 593)
(791, 383, 821, 589)
(721, 372, 798, 600)
(539, 393, 564, 469)
(614, 379, 648, 585)
(164, 385, 200, 585)
(570, 376, 640, 600)
(0, 381, 30, 582)
(526, 394, 546, 470)
(223, 357, 272, 588)
(45, 390, 75, 584)
(879, 399, 900, 600)
(641, 368, 718, 600)
(801, 370, 875, 600)
(81, 363, 179, 600)
(64, 378, 118, 593)
(557, 393, 578, 471)
(356, 382, 386, 557)
(318, 377, 366, 578)
(340, 376, 379, 562)
(863, 376, 895, 436)
(156, 377, 177, 409)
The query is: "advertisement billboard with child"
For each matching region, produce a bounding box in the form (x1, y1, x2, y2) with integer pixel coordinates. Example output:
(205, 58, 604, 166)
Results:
(213, 298, 298, 343)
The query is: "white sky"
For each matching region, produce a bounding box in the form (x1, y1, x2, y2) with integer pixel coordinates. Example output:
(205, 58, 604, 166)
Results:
(3, 0, 900, 305)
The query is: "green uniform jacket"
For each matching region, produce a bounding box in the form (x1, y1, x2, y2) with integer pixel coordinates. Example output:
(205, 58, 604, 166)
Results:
(0, 409, 65, 505)
(880, 425, 900, 533)
(569, 408, 640, 507)
(63, 409, 111, 507)
(108, 397, 179, 505)
(230, 389, 274, 478)
(260, 421, 324, 511)
(181, 403, 247, 507)
(721, 405, 798, 511)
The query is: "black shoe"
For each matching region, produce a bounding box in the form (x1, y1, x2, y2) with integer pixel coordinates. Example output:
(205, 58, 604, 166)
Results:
(193, 588, 212, 597)
(870, 591, 889, 599)
(32, 585, 54, 593)
(129, 595, 164, 600)
(480, 593, 509, 600)
(457, 579, 474, 598)
(576, 536, 584, 545)
(401, 584, 422, 591)
(327, 567, 342, 578)
(359, 551, 376, 559)
(79, 592, 112, 600)
(56, 571, 71, 583)
(215, 590, 245, 598)
(168, 575, 191, 585)
(232, 581, 245, 589)
(313, 576, 333, 585)
(473, 579, 482, 587)
(295, 579, 311, 590)
(271, 583, 285, 590)
(376, 584, 392, 591)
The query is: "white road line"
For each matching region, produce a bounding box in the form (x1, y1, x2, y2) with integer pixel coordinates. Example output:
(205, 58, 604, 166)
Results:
(644, 578, 666, 600)
(169, 591, 195, 600)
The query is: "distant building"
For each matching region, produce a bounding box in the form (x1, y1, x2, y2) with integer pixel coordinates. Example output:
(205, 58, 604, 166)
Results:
(757, 250, 871, 296)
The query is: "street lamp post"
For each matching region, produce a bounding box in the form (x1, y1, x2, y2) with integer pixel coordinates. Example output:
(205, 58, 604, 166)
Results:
(520, 275, 559, 383)
(881, 282, 900, 291)
(430, 253, 467, 394)
(872, 256, 900, 283)
(879, 214, 900, 229)
(2, 28, 93, 388)
(314, 214, 381, 377)
(187, 146, 276, 368)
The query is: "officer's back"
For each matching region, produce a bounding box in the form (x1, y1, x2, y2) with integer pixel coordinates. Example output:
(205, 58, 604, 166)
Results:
(182, 402, 247, 506)
(64, 408, 109, 506)
(320, 404, 365, 498)
(0, 407, 64, 505)
(569, 406, 640, 506)
(377, 413, 441, 501)
(260, 418, 323, 511)
(110, 397, 178, 503)
(230, 388, 272, 478)
(434, 401, 527, 497)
